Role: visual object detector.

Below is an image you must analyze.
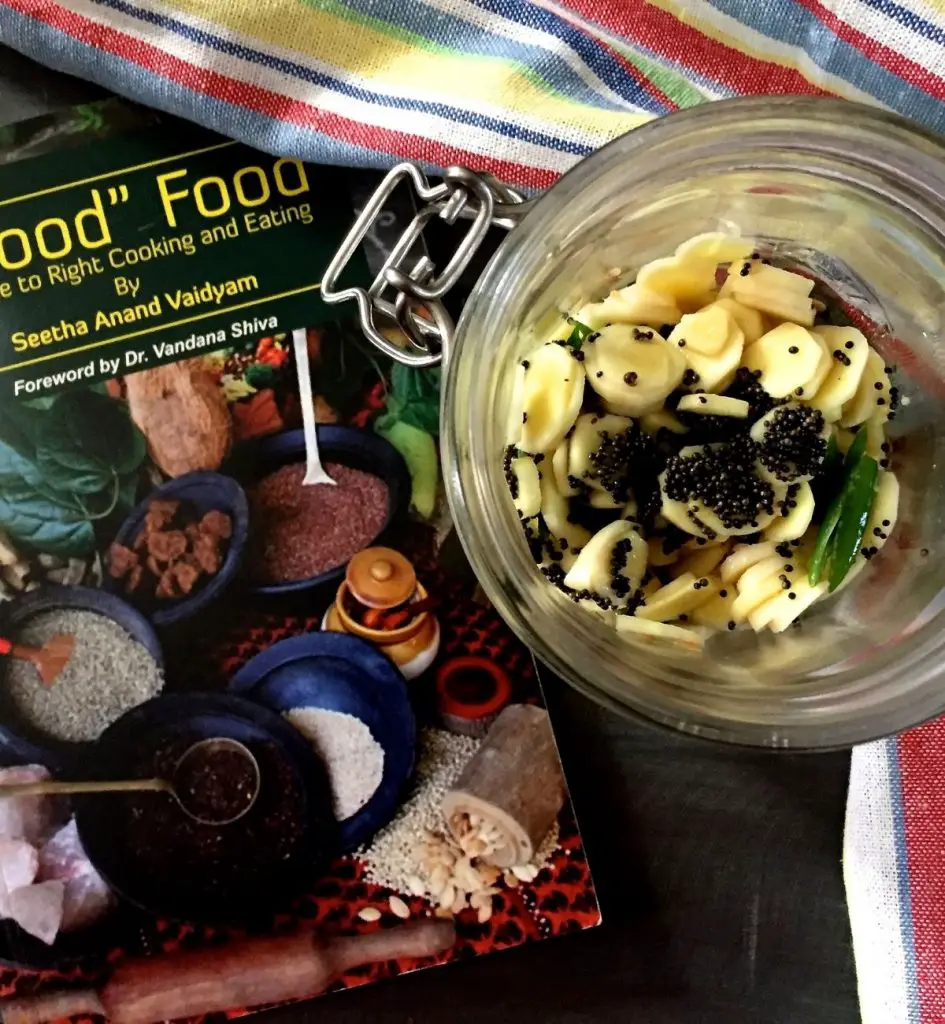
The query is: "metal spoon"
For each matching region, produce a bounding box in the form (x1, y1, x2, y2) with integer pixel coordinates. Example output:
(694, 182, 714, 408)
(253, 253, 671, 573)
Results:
(0, 738, 261, 826)
(291, 326, 336, 486)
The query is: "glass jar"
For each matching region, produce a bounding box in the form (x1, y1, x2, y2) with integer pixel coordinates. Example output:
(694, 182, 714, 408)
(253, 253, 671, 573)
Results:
(442, 96, 945, 749)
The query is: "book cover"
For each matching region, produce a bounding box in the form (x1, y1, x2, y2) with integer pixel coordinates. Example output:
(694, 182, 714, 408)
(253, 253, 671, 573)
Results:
(0, 101, 600, 1024)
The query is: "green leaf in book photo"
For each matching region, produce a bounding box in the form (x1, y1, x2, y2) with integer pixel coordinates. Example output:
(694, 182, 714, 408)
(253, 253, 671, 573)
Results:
(35, 390, 146, 489)
(386, 363, 441, 437)
(0, 486, 96, 557)
(0, 388, 146, 556)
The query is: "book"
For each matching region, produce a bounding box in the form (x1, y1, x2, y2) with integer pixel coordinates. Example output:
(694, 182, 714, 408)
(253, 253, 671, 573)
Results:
(0, 100, 600, 1022)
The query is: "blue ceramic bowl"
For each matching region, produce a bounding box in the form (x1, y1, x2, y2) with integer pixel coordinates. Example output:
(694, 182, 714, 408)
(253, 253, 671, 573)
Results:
(104, 471, 249, 628)
(233, 426, 410, 597)
(76, 692, 337, 925)
(0, 585, 163, 772)
(229, 632, 415, 851)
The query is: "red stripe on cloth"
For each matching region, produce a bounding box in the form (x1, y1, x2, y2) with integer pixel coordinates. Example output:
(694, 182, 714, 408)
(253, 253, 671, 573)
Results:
(897, 721, 945, 1022)
(2, 0, 559, 190)
(793, 0, 945, 101)
(556, 0, 831, 97)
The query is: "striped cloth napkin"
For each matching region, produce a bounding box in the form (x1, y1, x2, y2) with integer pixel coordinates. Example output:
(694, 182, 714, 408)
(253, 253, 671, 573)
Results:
(3, 2, 945, 1021)
(846, 728, 945, 1024)
(3, 0, 945, 189)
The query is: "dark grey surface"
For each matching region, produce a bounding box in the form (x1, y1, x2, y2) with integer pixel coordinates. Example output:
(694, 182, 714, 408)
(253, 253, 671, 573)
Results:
(0, 47, 859, 1024)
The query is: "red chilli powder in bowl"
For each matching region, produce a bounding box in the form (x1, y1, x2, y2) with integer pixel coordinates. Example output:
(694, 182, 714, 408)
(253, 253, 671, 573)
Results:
(248, 463, 389, 583)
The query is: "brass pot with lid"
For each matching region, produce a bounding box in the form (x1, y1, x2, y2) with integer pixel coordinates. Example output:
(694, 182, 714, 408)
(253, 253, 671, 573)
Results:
(322, 547, 440, 680)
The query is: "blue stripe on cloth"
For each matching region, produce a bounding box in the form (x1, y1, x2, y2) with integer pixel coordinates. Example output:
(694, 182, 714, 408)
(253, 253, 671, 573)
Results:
(534, 0, 735, 99)
(599, 37, 735, 99)
(702, 0, 945, 130)
(886, 740, 921, 1024)
(858, 0, 945, 46)
(0, 4, 420, 174)
(468, 0, 673, 113)
(331, 0, 637, 115)
(85, 0, 595, 159)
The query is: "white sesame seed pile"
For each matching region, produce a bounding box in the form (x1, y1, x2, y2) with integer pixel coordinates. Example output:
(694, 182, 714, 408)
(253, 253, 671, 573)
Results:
(284, 707, 385, 821)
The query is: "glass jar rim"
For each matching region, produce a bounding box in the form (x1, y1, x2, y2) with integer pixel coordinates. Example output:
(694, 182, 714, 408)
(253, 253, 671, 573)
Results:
(442, 96, 945, 748)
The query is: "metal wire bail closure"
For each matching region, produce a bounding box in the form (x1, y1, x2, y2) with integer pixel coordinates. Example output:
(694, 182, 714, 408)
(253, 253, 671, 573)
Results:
(321, 163, 534, 367)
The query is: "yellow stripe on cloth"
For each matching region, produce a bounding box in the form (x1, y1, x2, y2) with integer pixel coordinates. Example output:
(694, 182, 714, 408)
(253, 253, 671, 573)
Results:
(158, 0, 650, 140)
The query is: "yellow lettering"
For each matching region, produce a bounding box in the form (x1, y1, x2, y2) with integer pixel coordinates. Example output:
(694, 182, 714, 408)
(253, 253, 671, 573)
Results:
(11, 319, 88, 351)
(35, 218, 72, 260)
(0, 280, 12, 299)
(194, 175, 231, 219)
(74, 189, 112, 249)
(0, 228, 31, 271)
(273, 158, 310, 197)
(233, 165, 271, 208)
(156, 169, 190, 228)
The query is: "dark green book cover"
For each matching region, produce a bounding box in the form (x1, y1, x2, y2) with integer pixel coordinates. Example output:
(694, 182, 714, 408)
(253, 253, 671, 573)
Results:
(0, 99, 362, 399)
(0, 100, 599, 1024)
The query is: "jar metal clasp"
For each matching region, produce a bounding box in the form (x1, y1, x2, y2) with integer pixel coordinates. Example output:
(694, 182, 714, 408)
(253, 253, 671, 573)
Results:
(321, 163, 534, 367)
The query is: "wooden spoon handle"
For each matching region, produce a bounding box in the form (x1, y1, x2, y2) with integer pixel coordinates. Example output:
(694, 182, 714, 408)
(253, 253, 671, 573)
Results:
(0, 778, 169, 799)
(1, 988, 103, 1024)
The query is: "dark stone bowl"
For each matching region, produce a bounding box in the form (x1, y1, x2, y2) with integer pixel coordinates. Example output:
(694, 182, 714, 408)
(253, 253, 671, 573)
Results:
(229, 426, 411, 599)
(229, 631, 416, 851)
(103, 471, 249, 628)
(0, 587, 163, 971)
(0, 584, 163, 773)
(75, 693, 337, 926)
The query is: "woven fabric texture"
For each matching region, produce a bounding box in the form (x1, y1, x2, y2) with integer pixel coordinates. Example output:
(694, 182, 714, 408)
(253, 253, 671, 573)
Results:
(3, 2, 945, 1021)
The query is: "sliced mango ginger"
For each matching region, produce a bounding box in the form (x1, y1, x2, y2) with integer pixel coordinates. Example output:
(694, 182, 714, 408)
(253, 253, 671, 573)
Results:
(509, 456, 541, 520)
(575, 283, 682, 330)
(518, 342, 586, 453)
(840, 347, 890, 428)
(636, 572, 719, 622)
(563, 519, 647, 610)
(616, 615, 704, 651)
(583, 323, 685, 416)
(504, 231, 897, 640)
(668, 305, 731, 356)
(808, 326, 869, 415)
(728, 263, 816, 327)
(742, 323, 822, 399)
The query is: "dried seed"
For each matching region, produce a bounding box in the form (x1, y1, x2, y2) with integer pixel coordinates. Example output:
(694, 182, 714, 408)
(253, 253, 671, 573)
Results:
(454, 857, 481, 893)
(504, 871, 520, 889)
(434, 906, 454, 919)
(478, 865, 501, 886)
(435, 847, 456, 868)
(512, 863, 539, 882)
(477, 902, 494, 924)
(451, 890, 467, 914)
(406, 875, 426, 897)
(438, 884, 456, 910)
(388, 895, 411, 919)
(428, 864, 449, 896)
(358, 907, 382, 922)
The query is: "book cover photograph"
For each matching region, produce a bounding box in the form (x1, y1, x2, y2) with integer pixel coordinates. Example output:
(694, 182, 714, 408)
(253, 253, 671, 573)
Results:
(0, 100, 601, 1023)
